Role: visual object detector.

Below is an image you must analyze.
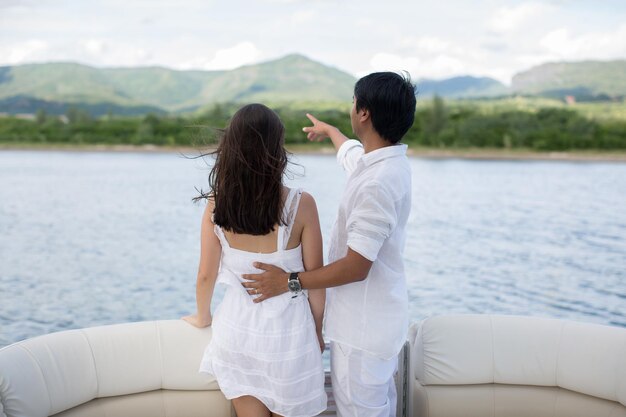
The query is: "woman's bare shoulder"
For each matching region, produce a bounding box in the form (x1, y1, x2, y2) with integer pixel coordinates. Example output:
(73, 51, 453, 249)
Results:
(297, 191, 319, 219)
(202, 197, 216, 224)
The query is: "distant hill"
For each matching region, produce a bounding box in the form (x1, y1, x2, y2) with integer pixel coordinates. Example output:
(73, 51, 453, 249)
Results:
(188, 54, 356, 106)
(415, 76, 507, 98)
(0, 95, 166, 117)
(0, 54, 356, 116)
(415, 61, 626, 100)
(1, 56, 624, 116)
(512, 60, 626, 99)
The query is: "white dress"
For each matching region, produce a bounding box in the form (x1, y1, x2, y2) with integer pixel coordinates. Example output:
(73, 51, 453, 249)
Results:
(199, 188, 327, 417)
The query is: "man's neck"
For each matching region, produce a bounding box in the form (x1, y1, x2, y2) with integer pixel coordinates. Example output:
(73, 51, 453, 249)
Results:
(360, 131, 393, 154)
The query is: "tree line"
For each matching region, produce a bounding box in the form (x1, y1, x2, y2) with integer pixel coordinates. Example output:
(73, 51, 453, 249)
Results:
(1, 98, 625, 151)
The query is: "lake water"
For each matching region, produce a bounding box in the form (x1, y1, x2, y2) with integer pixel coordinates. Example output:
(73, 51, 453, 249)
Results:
(1, 150, 625, 348)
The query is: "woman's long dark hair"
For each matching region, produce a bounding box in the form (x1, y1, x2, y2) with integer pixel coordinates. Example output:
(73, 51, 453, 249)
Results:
(194, 103, 288, 235)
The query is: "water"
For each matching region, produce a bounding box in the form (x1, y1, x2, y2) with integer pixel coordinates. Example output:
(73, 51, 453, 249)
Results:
(0, 150, 625, 348)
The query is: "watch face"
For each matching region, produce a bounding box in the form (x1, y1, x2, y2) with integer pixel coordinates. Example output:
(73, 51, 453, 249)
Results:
(288, 279, 301, 292)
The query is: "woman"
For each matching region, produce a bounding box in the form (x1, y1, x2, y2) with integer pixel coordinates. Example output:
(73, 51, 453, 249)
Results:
(183, 103, 327, 417)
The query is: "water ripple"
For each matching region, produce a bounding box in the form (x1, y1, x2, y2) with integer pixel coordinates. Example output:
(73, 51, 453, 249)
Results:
(0, 152, 625, 347)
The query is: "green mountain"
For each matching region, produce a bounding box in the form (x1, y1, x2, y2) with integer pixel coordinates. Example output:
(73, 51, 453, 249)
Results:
(0, 95, 166, 117)
(1, 57, 624, 117)
(512, 60, 626, 99)
(415, 76, 508, 98)
(0, 54, 356, 115)
(186, 54, 356, 106)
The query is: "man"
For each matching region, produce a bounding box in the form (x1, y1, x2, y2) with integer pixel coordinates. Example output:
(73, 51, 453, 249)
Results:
(243, 72, 416, 416)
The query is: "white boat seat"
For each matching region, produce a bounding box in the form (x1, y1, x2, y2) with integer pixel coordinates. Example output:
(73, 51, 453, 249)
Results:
(3, 315, 626, 417)
(0, 320, 219, 417)
(50, 389, 232, 417)
(408, 314, 626, 417)
(413, 384, 626, 417)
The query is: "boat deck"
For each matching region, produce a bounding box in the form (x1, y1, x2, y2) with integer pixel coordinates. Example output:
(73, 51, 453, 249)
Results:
(322, 373, 338, 416)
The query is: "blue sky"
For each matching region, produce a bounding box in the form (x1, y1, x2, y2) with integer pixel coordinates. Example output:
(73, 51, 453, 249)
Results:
(1, 0, 625, 84)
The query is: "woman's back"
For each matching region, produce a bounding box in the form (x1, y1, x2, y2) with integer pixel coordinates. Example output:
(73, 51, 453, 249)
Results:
(221, 186, 304, 254)
(212, 187, 306, 301)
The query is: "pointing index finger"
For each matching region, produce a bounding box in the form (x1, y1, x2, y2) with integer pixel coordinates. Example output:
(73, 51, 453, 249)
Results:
(305, 113, 318, 124)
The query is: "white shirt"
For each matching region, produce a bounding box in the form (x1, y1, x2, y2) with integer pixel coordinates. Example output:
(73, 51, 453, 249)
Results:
(325, 139, 411, 360)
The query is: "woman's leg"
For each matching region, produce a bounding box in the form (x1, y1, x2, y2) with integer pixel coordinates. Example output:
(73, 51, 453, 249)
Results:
(270, 413, 284, 417)
(232, 396, 271, 417)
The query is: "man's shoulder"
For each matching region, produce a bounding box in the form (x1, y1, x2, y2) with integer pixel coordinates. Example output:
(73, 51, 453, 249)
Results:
(369, 158, 411, 192)
(350, 173, 409, 206)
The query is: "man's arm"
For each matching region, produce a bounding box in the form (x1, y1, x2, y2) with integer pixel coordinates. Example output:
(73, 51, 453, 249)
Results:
(301, 248, 372, 289)
(303, 113, 363, 174)
(242, 248, 372, 303)
(303, 113, 348, 150)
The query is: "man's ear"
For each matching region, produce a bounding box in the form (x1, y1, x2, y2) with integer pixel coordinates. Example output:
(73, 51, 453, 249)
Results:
(359, 108, 370, 123)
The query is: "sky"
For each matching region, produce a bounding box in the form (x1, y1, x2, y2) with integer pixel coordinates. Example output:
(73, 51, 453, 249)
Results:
(1, 0, 626, 84)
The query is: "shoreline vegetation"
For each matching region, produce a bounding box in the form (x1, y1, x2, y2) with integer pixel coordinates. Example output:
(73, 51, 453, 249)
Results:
(2, 142, 626, 162)
(1, 97, 625, 162)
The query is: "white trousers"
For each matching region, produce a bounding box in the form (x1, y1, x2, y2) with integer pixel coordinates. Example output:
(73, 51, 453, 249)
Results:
(330, 341, 398, 417)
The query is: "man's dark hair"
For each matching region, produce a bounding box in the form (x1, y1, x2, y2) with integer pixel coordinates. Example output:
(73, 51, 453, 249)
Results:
(354, 72, 416, 144)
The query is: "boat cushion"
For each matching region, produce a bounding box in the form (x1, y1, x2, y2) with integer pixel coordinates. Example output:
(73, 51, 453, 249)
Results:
(412, 383, 626, 417)
(0, 320, 220, 417)
(411, 315, 626, 407)
(51, 389, 232, 417)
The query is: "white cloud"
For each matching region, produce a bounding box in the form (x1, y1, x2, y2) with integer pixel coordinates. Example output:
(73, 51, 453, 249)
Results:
(417, 38, 450, 54)
(367, 34, 506, 82)
(489, 2, 554, 33)
(370, 53, 420, 73)
(291, 9, 318, 24)
(0, 39, 47, 65)
(71, 40, 153, 67)
(539, 25, 626, 60)
(539, 28, 571, 53)
(181, 42, 261, 71)
(81, 39, 107, 55)
(369, 51, 483, 81)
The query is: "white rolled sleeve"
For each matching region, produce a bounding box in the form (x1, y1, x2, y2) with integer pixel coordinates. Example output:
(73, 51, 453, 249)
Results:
(337, 139, 364, 174)
(346, 182, 398, 262)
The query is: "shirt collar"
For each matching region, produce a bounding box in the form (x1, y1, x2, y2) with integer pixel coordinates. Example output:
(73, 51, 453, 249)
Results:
(360, 143, 408, 167)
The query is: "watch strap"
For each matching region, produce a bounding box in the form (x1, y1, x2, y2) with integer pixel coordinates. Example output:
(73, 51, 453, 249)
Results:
(288, 272, 301, 298)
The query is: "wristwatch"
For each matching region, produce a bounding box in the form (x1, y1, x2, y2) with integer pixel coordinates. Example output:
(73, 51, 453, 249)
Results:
(288, 272, 302, 297)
